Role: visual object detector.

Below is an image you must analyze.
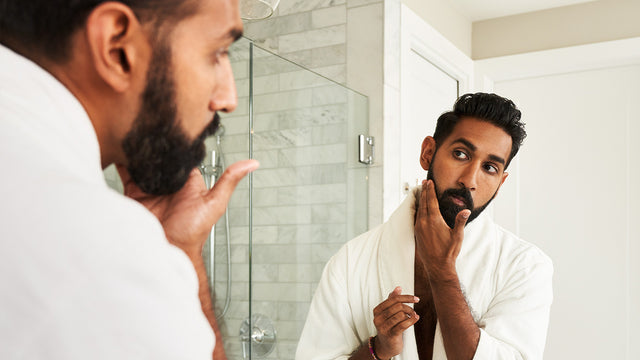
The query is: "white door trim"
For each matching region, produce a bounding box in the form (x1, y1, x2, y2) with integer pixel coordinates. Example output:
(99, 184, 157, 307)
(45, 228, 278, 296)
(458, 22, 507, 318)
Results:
(383, 4, 473, 220)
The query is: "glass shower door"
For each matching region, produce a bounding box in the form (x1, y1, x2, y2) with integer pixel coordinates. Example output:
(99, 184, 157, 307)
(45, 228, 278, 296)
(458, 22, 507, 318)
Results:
(207, 38, 370, 360)
(247, 44, 369, 359)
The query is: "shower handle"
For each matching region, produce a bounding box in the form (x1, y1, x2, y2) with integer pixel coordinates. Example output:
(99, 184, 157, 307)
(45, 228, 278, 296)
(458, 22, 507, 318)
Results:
(358, 134, 374, 165)
(240, 314, 277, 358)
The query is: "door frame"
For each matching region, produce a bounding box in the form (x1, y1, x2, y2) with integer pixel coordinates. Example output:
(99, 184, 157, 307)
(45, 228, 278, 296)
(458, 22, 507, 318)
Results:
(383, 4, 474, 220)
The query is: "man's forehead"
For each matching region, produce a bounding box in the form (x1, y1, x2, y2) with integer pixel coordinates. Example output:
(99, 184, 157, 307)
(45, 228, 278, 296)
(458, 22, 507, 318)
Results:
(445, 117, 512, 158)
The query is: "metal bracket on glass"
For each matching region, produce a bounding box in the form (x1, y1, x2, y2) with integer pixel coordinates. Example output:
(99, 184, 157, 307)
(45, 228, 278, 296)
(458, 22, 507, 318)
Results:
(358, 134, 375, 165)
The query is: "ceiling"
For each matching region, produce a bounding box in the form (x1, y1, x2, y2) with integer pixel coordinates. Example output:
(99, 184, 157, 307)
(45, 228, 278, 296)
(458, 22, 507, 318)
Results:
(451, 0, 599, 21)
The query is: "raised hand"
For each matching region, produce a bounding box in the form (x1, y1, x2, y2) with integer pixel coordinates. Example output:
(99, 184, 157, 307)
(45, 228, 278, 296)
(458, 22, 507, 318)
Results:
(414, 179, 470, 282)
(372, 286, 420, 359)
(117, 159, 259, 258)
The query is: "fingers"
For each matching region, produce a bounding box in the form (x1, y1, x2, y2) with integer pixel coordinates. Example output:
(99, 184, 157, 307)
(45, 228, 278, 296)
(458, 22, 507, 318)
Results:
(204, 159, 259, 217)
(424, 179, 440, 218)
(419, 181, 429, 217)
(453, 209, 471, 239)
(388, 312, 420, 335)
(373, 287, 419, 315)
(379, 303, 418, 321)
(374, 305, 420, 335)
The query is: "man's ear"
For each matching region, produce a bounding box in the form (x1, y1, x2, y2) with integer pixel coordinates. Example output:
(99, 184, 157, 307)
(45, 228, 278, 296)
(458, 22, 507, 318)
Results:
(494, 171, 509, 196)
(420, 136, 436, 171)
(85, 2, 150, 93)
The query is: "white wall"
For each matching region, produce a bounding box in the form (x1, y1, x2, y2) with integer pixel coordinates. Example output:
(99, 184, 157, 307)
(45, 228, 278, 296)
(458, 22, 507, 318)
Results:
(477, 38, 640, 360)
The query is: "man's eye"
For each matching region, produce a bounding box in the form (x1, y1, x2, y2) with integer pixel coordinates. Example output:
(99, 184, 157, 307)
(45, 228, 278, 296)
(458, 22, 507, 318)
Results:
(453, 150, 468, 160)
(213, 49, 230, 63)
(484, 164, 498, 174)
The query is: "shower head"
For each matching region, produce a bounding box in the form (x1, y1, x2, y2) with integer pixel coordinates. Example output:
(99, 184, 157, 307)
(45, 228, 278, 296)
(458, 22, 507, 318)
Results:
(240, 0, 280, 20)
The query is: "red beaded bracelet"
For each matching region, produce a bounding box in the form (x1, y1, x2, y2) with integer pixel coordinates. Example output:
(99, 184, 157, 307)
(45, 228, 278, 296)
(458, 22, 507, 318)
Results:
(368, 336, 382, 360)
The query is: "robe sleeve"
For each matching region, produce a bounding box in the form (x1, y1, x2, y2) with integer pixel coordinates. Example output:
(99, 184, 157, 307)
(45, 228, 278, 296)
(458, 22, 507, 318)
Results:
(296, 249, 364, 360)
(473, 257, 554, 360)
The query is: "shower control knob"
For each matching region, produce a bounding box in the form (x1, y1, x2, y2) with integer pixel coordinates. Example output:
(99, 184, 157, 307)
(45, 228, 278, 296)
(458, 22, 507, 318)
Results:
(240, 313, 277, 358)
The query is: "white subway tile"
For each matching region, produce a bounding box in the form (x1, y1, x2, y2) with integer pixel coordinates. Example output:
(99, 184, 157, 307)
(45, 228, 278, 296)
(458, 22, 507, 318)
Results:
(254, 89, 313, 112)
(312, 84, 349, 106)
(252, 263, 279, 282)
(279, 0, 346, 15)
(312, 123, 347, 145)
(278, 143, 347, 167)
(312, 5, 347, 28)
(279, 25, 346, 53)
(278, 264, 316, 282)
(277, 301, 311, 321)
(279, 69, 332, 91)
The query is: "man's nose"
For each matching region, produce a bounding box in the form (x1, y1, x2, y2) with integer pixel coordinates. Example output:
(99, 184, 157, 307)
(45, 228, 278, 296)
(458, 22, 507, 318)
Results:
(458, 163, 479, 190)
(210, 58, 238, 113)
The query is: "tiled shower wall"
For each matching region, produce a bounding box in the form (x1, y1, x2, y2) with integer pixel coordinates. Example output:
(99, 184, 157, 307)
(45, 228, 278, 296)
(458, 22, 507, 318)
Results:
(244, 0, 349, 85)
(243, 1, 385, 228)
(207, 39, 368, 359)
(204, 2, 383, 359)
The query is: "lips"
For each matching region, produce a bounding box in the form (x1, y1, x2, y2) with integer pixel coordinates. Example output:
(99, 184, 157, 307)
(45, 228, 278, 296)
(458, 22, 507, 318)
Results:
(449, 195, 469, 208)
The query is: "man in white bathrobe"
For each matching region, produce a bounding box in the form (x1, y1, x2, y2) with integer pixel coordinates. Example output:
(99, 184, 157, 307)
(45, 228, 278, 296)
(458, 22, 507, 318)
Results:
(0, 1, 256, 359)
(297, 93, 553, 360)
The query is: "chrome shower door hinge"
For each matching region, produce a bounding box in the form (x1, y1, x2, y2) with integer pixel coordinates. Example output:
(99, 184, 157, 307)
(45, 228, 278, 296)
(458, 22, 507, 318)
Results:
(358, 134, 375, 165)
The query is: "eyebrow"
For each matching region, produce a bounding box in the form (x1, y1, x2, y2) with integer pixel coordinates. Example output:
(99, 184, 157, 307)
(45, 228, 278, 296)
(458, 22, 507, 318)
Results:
(452, 137, 506, 165)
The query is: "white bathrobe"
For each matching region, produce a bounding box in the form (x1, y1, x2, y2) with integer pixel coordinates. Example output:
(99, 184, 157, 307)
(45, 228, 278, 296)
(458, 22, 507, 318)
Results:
(0, 44, 214, 359)
(297, 187, 553, 359)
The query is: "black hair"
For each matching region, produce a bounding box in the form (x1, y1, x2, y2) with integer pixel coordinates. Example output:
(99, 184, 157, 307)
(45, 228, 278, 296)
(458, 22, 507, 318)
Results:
(0, 0, 198, 62)
(433, 92, 526, 168)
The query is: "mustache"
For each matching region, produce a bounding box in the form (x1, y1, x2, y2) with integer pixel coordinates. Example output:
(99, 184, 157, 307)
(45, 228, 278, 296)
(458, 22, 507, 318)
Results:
(197, 112, 221, 142)
(441, 187, 474, 209)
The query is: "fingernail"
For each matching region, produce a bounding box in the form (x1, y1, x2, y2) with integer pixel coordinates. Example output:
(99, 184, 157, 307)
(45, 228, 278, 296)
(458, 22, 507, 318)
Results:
(462, 210, 470, 218)
(414, 296, 420, 302)
(248, 160, 260, 171)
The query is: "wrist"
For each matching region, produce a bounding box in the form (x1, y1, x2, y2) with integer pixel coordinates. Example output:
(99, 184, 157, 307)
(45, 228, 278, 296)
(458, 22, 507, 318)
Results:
(371, 336, 392, 360)
(425, 262, 458, 284)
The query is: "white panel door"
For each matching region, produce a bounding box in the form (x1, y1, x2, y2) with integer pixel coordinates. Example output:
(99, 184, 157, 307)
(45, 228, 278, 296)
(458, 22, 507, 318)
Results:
(400, 52, 458, 196)
(492, 64, 640, 360)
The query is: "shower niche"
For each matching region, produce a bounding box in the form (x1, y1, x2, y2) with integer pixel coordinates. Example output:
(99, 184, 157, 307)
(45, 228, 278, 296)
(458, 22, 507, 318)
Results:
(206, 38, 369, 359)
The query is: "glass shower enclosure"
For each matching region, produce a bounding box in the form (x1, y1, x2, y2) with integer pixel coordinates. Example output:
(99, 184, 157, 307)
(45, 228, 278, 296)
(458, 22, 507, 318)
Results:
(104, 37, 370, 360)
(207, 38, 369, 359)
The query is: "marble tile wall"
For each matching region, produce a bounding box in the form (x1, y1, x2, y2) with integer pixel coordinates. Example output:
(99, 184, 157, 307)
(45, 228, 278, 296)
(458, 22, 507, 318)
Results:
(244, 0, 385, 229)
(244, 0, 351, 85)
(207, 32, 369, 358)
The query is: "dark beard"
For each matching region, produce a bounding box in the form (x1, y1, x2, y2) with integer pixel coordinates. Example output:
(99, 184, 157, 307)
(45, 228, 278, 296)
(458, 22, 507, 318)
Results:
(122, 42, 220, 195)
(426, 162, 495, 228)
